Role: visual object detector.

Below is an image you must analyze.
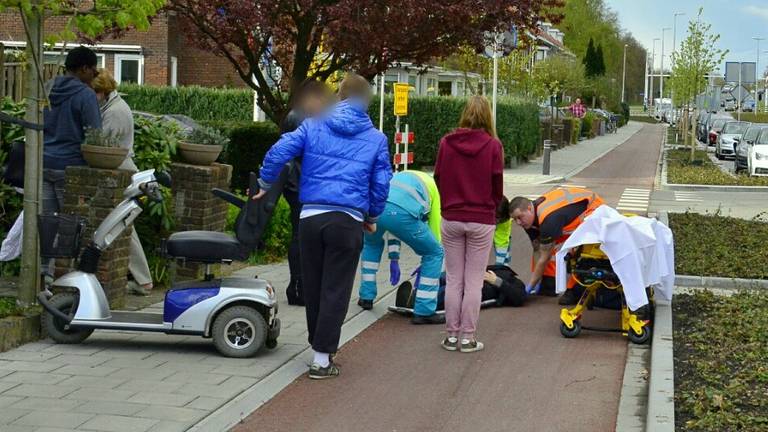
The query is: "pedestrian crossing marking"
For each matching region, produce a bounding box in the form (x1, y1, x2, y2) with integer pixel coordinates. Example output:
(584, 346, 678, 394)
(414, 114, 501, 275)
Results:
(616, 187, 651, 214)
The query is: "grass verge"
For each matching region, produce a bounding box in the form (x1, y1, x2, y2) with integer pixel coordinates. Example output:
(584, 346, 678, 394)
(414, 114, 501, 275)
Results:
(666, 149, 768, 186)
(669, 212, 768, 280)
(674, 290, 768, 431)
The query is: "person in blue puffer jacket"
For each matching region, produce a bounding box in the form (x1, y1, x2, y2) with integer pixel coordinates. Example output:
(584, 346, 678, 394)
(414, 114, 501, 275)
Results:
(254, 72, 392, 380)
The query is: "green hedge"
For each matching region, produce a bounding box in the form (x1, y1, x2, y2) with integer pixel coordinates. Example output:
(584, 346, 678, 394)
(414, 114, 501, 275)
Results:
(369, 95, 540, 166)
(738, 113, 768, 124)
(120, 84, 253, 122)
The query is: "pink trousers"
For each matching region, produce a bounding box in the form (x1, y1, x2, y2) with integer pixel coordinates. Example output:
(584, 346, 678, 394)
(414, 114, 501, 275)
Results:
(441, 220, 495, 338)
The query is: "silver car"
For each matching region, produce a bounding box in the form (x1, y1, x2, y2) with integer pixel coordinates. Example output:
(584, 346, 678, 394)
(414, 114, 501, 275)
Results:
(716, 121, 750, 160)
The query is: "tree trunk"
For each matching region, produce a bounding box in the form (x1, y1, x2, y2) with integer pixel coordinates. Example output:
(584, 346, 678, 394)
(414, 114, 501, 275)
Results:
(690, 105, 697, 163)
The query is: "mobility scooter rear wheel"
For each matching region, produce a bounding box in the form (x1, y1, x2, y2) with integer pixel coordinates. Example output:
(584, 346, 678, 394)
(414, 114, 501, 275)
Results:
(212, 306, 268, 358)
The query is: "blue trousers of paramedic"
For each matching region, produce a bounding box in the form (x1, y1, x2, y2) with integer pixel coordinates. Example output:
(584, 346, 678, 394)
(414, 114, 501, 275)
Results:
(359, 203, 444, 317)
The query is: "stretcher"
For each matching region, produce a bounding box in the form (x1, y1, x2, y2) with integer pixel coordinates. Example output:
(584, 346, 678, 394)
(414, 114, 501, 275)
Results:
(558, 244, 654, 344)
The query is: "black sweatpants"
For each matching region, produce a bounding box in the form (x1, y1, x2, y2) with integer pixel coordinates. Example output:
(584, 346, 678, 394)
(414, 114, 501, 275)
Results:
(283, 187, 303, 303)
(299, 212, 363, 354)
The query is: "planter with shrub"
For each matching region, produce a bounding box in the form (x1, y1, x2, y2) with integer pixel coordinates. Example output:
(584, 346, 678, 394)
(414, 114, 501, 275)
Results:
(81, 128, 128, 169)
(179, 126, 229, 165)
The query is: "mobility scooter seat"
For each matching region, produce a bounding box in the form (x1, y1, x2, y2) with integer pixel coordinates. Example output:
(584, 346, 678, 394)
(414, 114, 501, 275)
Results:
(166, 231, 243, 262)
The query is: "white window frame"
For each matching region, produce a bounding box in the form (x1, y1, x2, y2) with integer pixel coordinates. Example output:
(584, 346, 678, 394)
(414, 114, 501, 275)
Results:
(43, 52, 105, 69)
(170, 56, 178, 87)
(114, 54, 144, 84)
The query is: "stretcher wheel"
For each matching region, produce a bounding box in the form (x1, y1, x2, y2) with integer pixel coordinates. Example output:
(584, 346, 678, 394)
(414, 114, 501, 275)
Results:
(628, 326, 651, 345)
(560, 321, 581, 338)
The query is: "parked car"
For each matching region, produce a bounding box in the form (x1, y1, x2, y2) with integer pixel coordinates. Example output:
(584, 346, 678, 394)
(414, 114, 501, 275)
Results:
(735, 124, 768, 173)
(697, 112, 713, 142)
(708, 118, 729, 146)
(716, 121, 750, 160)
(724, 99, 737, 111)
(748, 129, 768, 176)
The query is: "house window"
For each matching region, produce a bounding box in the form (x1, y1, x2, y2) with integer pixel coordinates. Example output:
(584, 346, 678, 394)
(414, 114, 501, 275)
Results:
(456, 81, 465, 96)
(384, 73, 400, 94)
(408, 75, 417, 93)
(114, 54, 144, 84)
(438, 81, 453, 96)
(44, 52, 105, 68)
(426, 78, 438, 96)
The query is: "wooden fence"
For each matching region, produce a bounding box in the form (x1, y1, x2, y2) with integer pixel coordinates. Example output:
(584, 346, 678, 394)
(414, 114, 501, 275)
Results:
(1, 43, 65, 102)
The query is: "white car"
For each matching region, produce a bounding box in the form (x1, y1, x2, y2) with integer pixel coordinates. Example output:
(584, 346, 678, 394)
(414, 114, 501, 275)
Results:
(749, 129, 768, 176)
(716, 121, 750, 160)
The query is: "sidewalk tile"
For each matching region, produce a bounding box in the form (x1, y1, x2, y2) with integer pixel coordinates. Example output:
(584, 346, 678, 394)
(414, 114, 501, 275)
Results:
(11, 411, 93, 428)
(127, 392, 197, 407)
(52, 365, 118, 377)
(4, 384, 78, 398)
(0, 381, 21, 393)
(64, 388, 136, 402)
(98, 357, 167, 370)
(134, 406, 207, 423)
(0, 371, 70, 385)
(42, 345, 104, 356)
(114, 379, 184, 394)
(78, 414, 157, 432)
(0, 360, 66, 373)
(146, 420, 193, 432)
(73, 401, 149, 416)
(185, 396, 227, 411)
(0, 408, 30, 423)
(56, 375, 128, 389)
(48, 354, 113, 367)
(0, 350, 62, 362)
(163, 371, 230, 385)
(111, 367, 176, 381)
(9, 397, 81, 412)
(0, 394, 23, 407)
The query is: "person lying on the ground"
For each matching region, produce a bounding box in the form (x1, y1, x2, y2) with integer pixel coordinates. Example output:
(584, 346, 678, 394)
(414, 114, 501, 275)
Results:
(395, 264, 526, 311)
(509, 186, 605, 306)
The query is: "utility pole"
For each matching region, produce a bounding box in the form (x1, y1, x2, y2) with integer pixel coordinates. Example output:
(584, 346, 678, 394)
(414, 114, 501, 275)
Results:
(651, 38, 660, 112)
(621, 44, 628, 103)
(661, 27, 671, 102)
(672, 12, 685, 111)
(19, 1, 44, 306)
(644, 52, 649, 110)
(753, 37, 764, 113)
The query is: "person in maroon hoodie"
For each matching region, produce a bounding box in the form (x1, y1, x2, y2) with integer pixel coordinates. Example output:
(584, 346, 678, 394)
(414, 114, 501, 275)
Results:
(434, 96, 504, 353)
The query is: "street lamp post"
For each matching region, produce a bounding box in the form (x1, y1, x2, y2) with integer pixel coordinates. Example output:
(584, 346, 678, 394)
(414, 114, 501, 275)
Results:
(753, 37, 764, 113)
(672, 12, 685, 111)
(661, 27, 671, 102)
(651, 38, 660, 111)
(621, 44, 628, 103)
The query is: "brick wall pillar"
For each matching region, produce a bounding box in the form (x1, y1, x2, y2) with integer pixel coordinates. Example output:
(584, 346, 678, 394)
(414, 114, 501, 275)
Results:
(60, 167, 133, 308)
(170, 162, 233, 280)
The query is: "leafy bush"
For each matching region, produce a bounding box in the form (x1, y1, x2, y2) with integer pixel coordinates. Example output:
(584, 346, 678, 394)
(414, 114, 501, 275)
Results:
(666, 149, 768, 186)
(183, 125, 231, 146)
(581, 112, 595, 137)
(675, 290, 768, 431)
(0, 98, 25, 277)
(629, 115, 659, 124)
(669, 211, 768, 279)
(0, 297, 21, 319)
(120, 84, 253, 122)
(205, 121, 281, 191)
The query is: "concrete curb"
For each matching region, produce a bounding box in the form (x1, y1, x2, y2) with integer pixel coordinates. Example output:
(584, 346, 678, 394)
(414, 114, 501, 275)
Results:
(646, 299, 675, 432)
(189, 288, 398, 432)
(660, 148, 768, 193)
(615, 344, 651, 432)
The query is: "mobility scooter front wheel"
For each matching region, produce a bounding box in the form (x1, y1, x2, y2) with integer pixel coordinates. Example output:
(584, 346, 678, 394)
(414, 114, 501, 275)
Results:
(42, 293, 94, 344)
(212, 306, 268, 358)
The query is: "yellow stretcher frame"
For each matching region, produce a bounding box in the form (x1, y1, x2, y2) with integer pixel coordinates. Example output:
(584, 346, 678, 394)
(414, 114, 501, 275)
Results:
(558, 243, 653, 344)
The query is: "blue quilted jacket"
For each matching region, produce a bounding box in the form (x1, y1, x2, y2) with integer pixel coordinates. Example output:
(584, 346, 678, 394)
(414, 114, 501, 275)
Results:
(259, 99, 392, 221)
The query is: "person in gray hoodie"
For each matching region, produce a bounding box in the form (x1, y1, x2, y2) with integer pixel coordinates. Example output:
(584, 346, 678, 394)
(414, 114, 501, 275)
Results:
(92, 69, 153, 296)
(41, 46, 101, 280)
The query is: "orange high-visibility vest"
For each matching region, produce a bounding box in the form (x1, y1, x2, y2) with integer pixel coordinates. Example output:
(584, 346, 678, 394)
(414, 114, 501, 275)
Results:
(532, 187, 605, 284)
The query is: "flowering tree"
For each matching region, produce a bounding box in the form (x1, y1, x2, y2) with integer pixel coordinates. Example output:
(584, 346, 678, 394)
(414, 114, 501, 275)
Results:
(168, 0, 561, 123)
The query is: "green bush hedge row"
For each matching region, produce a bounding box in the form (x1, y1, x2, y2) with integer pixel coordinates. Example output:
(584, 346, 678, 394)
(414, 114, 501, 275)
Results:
(120, 84, 253, 122)
(119, 84, 542, 168)
(737, 113, 768, 124)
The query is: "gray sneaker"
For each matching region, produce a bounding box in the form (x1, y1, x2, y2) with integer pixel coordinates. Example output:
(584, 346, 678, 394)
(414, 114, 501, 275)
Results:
(441, 336, 458, 351)
(460, 339, 484, 353)
(308, 362, 340, 380)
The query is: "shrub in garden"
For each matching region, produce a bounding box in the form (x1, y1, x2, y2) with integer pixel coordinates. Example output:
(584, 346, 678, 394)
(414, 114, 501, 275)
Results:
(206, 121, 281, 192)
(0, 97, 25, 277)
(120, 84, 252, 122)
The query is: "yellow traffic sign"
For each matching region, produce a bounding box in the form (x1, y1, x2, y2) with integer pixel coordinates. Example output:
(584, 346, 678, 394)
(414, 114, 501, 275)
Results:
(394, 83, 409, 116)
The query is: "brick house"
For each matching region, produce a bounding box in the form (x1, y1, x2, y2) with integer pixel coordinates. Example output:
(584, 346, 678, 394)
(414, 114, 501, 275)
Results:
(0, 11, 245, 88)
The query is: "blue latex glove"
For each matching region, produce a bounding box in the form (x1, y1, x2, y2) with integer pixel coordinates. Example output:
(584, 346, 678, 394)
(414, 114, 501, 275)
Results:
(525, 282, 541, 296)
(390, 260, 401, 286)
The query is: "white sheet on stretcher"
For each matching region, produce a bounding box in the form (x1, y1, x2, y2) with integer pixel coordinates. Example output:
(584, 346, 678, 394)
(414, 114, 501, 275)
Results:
(554, 205, 675, 311)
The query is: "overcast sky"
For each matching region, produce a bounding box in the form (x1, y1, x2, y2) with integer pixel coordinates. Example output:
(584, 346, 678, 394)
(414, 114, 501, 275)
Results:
(604, 0, 768, 76)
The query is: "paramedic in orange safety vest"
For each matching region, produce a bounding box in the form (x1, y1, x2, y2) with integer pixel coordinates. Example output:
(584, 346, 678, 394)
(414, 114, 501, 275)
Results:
(508, 187, 605, 305)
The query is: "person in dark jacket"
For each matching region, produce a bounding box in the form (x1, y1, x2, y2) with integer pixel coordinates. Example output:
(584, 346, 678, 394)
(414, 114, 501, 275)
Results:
(254, 72, 391, 380)
(41, 47, 101, 280)
(434, 95, 504, 353)
(279, 81, 334, 306)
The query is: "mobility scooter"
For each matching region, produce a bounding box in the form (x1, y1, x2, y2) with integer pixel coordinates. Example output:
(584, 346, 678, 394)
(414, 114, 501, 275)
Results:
(38, 169, 285, 357)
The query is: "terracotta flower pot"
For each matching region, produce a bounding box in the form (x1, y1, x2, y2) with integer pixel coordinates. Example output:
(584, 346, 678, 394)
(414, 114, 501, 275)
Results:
(179, 142, 223, 166)
(81, 145, 129, 170)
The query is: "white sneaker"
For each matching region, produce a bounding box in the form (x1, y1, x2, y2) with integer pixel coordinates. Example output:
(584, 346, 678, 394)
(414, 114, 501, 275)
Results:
(460, 339, 484, 353)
